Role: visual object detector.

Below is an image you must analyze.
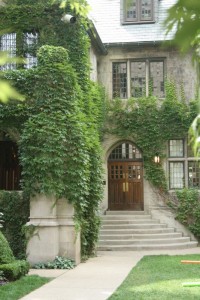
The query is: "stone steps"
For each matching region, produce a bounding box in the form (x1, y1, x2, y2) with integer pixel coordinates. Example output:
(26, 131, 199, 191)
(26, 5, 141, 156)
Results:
(98, 242, 198, 251)
(98, 211, 198, 251)
(100, 228, 176, 235)
(100, 232, 183, 240)
(101, 214, 152, 220)
(102, 219, 160, 225)
(99, 237, 190, 246)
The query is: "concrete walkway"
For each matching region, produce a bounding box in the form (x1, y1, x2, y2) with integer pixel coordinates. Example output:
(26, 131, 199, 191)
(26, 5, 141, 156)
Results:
(20, 248, 200, 300)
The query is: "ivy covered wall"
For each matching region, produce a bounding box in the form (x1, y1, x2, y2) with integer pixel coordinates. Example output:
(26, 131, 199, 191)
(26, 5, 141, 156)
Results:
(0, 0, 106, 257)
(107, 81, 198, 192)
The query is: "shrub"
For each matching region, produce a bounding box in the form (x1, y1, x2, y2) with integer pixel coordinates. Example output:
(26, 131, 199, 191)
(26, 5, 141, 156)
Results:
(0, 191, 29, 259)
(0, 231, 15, 264)
(170, 188, 200, 239)
(33, 256, 75, 270)
(0, 270, 8, 286)
(0, 260, 30, 281)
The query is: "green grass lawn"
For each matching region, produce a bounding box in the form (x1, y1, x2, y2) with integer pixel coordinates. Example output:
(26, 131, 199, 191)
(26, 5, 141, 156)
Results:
(108, 254, 200, 300)
(0, 275, 50, 300)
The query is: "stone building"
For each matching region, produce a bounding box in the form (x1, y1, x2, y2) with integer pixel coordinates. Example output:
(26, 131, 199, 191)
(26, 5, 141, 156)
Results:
(0, 0, 199, 263)
(88, 0, 198, 210)
(87, 0, 199, 251)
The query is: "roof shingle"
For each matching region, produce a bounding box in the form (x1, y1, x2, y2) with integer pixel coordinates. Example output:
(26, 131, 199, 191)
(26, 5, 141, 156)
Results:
(88, 0, 177, 44)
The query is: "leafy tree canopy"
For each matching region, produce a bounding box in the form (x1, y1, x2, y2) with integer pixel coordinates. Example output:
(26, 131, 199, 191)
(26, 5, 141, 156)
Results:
(165, 0, 200, 157)
(165, 0, 200, 58)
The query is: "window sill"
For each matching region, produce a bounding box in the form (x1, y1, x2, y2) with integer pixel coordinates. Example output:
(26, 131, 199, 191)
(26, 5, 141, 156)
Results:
(122, 21, 155, 25)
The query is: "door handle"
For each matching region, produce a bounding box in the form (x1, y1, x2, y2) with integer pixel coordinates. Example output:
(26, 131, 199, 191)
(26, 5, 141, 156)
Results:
(126, 182, 129, 192)
(123, 182, 129, 192)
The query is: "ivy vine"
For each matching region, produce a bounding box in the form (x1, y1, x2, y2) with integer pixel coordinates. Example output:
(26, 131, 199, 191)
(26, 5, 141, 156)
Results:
(0, 1, 106, 257)
(108, 81, 197, 191)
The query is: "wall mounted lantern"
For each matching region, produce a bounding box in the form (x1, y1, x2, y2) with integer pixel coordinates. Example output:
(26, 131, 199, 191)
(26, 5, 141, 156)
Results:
(154, 153, 160, 164)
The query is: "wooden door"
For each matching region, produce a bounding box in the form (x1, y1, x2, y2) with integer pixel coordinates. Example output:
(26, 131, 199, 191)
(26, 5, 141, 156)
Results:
(0, 141, 21, 190)
(108, 161, 143, 210)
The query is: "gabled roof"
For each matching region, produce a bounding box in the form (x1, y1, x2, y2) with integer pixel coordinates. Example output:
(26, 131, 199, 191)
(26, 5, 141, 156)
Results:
(87, 0, 177, 45)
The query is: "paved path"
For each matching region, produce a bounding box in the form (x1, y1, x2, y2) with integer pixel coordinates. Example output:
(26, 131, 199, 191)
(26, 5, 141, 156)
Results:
(20, 248, 200, 300)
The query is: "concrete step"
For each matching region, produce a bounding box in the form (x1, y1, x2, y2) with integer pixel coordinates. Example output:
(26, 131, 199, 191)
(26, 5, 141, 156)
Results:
(101, 215, 152, 220)
(98, 241, 198, 251)
(98, 211, 198, 251)
(100, 228, 176, 235)
(101, 223, 167, 230)
(99, 237, 190, 246)
(102, 219, 160, 225)
(100, 232, 183, 240)
(106, 211, 145, 215)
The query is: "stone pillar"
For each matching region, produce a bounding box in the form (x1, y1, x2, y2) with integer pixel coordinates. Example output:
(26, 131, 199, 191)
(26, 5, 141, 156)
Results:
(57, 199, 81, 264)
(26, 194, 80, 265)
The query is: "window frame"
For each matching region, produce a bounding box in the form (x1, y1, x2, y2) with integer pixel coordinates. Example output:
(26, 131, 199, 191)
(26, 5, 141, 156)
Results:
(169, 161, 185, 189)
(0, 32, 38, 70)
(112, 58, 166, 99)
(168, 139, 200, 190)
(168, 139, 184, 158)
(123, 0, 155, 24)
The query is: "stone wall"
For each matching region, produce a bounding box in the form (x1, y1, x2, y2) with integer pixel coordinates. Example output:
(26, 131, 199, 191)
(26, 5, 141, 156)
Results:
(97, 45, 197, 101)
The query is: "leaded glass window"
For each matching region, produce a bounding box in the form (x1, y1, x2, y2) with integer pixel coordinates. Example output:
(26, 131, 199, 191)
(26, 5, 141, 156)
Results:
(149, 61, 164, 98)
(125, 0, 137, 21)
(188, 162, 200, 188)
(168, 139, 200, 190)
(169, 162, 184, 189)
(109, 142, 142, 160)
(0, 33, 16, 70)
(131, 61, 146, 97)
(0, 32, 38, 70)
(113, 59, 165, 99)
(113, 62, 127, 98)
(141, 0, 153, 21)
(124, 0, 154, 23)
(24, 32, 38, 69)
(169, 140, 184, 157)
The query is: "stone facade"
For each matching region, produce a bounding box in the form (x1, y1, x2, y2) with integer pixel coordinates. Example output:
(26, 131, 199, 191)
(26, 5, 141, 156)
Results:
(97, 45, 197, 238)
(97, 46, 197, 101)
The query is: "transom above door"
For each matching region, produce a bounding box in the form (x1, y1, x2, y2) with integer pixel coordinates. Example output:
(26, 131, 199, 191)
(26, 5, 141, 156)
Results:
(108, 142, 144, 211)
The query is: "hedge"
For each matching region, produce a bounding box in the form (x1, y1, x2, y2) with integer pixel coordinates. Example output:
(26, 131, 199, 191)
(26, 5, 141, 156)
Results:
(0, 231, 15, 264)
(0, 260, 30, 281)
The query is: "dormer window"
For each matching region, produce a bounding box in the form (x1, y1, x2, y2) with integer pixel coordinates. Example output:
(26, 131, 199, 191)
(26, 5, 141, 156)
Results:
(124, 0, 154, 23)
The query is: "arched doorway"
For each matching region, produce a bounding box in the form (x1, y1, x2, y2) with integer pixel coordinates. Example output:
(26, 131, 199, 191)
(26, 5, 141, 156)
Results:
(108, 142, 143, 211)
(0, 133, 21, 190)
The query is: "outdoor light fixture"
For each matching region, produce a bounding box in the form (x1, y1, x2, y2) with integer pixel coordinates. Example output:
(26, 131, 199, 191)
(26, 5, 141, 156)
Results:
(61, 14, 76, 24)
(154, 153, 160, 164)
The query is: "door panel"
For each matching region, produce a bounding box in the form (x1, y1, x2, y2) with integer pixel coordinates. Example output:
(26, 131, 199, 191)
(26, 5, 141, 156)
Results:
(108, 161, 143, 210)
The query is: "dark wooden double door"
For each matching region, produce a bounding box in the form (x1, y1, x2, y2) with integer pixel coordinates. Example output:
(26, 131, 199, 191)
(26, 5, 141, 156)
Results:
(0, 141, 21, 190)
(108, 161, 144, 210)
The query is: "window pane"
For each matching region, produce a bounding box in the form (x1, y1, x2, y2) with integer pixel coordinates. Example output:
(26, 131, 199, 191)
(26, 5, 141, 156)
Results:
(169, 162, 184, 189)
(109, 143, 142, 160)
(131, 61, 146, 97)
(24, 32, 38, 69)
(141, 0, 153, 21)
(169, 140, 184, 157)
(113, 62, 127, 98)
(0, 33, 16, 70)
(188, 161, 200, 188)
(125, 0, 137, 21)
(149, 61, 164, 98)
